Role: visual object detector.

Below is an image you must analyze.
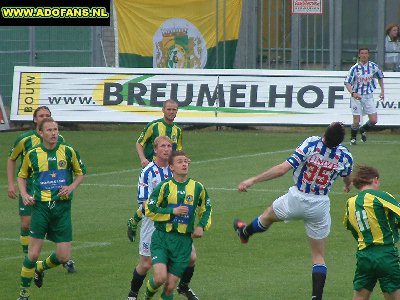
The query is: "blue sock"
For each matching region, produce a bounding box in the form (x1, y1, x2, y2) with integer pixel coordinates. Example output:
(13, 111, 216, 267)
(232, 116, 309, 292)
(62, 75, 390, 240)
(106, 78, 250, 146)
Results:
(312, 264, 327, 300)
(244, 216, 269, 236)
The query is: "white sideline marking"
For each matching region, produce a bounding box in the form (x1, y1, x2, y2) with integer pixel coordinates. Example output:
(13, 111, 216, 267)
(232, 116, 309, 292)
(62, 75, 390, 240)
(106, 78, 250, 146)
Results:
(0, 240, 111, 261)
(87, 149, 293, 177)
(80, 184, 349, 195)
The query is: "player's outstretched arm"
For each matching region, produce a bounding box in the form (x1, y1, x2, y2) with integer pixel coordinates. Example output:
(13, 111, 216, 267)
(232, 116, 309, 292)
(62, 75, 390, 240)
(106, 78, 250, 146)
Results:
(238, 161, 292, 192)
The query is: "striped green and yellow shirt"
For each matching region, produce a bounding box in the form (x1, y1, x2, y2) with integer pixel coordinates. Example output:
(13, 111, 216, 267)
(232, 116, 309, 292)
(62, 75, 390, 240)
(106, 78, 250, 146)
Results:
(9, 130, 64, 166)
(137, 118, 182, 160)
(145, 177, 212, 234)
(18, 142, 86, 202)
(344, 189, 400, 250)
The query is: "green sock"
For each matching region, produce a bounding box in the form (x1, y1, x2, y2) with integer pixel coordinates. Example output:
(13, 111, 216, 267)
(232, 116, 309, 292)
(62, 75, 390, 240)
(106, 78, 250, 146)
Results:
(161, 292, 174, 300)
(145, 276, 161, 299)
(20, 228, 30, 254)
(21, 256, 36, 289)
(36, 252, 61, 272)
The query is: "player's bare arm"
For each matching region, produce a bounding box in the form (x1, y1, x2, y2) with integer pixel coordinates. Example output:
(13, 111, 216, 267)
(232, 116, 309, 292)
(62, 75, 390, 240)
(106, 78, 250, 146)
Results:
(135, 142, 150, 167)
(7, 159, 17, 199)
(238, 161, 292, 192)
(17, 177, 34, 205)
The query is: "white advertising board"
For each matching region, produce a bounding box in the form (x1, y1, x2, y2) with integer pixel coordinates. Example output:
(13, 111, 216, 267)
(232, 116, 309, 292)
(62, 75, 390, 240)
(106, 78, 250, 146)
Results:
(11, 66, 400, 126)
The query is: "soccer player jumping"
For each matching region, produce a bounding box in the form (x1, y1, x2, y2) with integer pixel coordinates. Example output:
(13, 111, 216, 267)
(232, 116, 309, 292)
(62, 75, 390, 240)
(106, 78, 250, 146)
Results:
(234, 122, 353, 300)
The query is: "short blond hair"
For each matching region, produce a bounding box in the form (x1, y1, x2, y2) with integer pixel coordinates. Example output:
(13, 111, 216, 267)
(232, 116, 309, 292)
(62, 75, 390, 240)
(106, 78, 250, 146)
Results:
(153, 136, 172, 149)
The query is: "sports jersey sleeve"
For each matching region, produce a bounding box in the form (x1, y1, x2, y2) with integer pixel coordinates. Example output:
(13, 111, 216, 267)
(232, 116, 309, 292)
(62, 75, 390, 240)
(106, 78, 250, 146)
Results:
(286, 136, 314, 169)
(145, 182, 174, 221)
(8, 136, 26, 161)
(344, 65, 356, 85)
(137, 168, 151, 203)
(339, 148, 353, 177)
(67, 146, 87, 176)
(377, 192, 400, 216)
(196, 184, 212, 231)
(177, 127, 183, 151)
(137, 122, 154, 146)
(17, 150, 32, 179)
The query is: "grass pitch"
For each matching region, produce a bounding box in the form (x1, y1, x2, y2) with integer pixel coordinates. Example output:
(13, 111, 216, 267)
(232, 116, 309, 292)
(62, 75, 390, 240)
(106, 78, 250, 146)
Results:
(1, 126, 399, 299)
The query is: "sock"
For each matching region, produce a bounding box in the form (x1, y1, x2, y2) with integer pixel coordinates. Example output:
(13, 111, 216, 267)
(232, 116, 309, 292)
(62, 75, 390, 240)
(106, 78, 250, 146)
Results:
(350, 125, 358, 139)
(20, 256, 36, 291)
(360, 121, 373, 133)
(20, 228, 30, 254)
(130, 268, 147, 293)
(36, 252, 61, 272)
(179, 265, 195, 288)
(133, 207, 144, 224)
(243, 216, 269, 237)
(311, 264, 327, 300)
(145, 276, 161, 299)
(160, 292, 174, 300)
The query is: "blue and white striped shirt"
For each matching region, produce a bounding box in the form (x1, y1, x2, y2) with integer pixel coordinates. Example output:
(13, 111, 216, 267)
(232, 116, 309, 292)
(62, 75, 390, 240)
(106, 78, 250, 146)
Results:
(344, 61, 384, 95)
(286, 136, 353, 196)
(137, 161, 172, 204)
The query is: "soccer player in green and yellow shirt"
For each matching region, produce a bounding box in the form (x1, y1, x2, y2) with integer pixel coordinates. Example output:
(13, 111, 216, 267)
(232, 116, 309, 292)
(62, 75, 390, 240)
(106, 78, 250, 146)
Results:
(136, 99, 183, 168)
(344, 165, 400, 300)
(144, 151, 212, 300)
(17, 118, 86, 300)
(7, 106, 59, 254)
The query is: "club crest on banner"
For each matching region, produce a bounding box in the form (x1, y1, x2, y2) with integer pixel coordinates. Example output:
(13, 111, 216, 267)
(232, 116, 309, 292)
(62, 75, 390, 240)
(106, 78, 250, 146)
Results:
(153, 18, 207, 69)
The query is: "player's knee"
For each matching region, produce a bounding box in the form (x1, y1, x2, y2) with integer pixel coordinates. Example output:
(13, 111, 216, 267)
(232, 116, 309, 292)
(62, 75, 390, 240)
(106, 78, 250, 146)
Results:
(189, 250, 197, 265)
(153, 272, 167, 285)
(139, 258, 152, 272)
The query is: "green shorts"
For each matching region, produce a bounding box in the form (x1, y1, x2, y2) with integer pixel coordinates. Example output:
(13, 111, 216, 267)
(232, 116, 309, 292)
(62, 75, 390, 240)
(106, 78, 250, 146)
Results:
(18, 183, 34, 216)
(354, 245, 400, 293)
(30, 200, 72, 243)
(151, 230, 192, 277)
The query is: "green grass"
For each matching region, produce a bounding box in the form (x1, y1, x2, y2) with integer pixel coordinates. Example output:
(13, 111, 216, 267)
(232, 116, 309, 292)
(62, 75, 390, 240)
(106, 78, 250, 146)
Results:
(1, 127, 399, 300)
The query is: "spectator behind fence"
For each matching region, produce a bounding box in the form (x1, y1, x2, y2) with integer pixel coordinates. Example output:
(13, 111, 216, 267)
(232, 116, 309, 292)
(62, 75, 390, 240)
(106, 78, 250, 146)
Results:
(384, 23, 400, 71)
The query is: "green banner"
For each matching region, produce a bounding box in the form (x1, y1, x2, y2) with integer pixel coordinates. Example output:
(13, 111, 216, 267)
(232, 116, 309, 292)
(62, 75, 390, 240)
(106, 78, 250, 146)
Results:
(115, 0, 242, 69)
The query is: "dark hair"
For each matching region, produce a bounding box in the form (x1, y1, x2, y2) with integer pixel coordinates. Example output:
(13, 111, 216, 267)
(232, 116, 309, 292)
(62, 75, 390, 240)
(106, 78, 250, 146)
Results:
(324, 122, 345, 148)
(168, 150, 187, 165)
(358, 47, 369, 54)
(38, 117, 56, 131)
(351, 165, 379, 190)
(33, 106, 51, 121)
(163, 99, 178, 109)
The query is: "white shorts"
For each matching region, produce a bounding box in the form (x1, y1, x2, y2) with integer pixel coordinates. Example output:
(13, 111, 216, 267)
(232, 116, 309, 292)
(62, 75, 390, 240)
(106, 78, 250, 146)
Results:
(272, 186, 331, 240)
(139, 216, 155, 256)
(350, 93, 377, 116)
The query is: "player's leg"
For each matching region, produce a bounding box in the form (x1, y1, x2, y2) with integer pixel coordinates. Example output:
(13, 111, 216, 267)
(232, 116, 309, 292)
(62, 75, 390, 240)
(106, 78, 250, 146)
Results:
(19, 237, 44, 298)
(234, 190, 299, 243)
(144, 230, 169, 299)
(19, 194, 32, 254)
(309, 238, 327, 300)
(177, 244, 198, 299)
(162, 273, 180, 299)
(128, 216, 155, 299)
(350, 97, 362, 144)
(353, 289, 372, 300)
(37, 201, 72, 280)
(383, 290, 400, 300)
(128, 256, 152, 299)
(359, 95, 378, 142)
(145, 263, 167, 299)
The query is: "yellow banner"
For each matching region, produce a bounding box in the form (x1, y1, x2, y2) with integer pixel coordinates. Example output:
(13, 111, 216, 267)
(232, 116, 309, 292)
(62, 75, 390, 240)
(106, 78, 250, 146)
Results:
(18, 72, 41, 115)
(115, 0, 242, 61)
